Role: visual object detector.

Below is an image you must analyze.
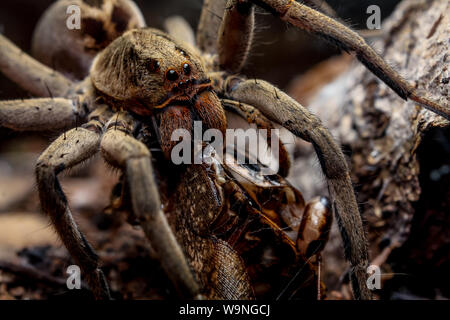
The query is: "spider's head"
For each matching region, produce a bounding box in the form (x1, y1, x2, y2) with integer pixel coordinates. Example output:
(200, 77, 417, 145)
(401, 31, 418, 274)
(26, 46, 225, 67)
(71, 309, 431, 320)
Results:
(91, 28, 226, 158)
(91, 28, 211, 116)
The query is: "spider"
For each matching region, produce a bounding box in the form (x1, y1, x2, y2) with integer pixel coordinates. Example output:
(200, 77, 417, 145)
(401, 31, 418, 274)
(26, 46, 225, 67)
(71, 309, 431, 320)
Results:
(0, 0, 448, 300)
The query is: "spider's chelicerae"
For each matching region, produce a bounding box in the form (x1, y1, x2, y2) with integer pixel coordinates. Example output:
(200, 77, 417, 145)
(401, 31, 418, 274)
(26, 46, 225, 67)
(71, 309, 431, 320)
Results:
(0, 0, 448, 300)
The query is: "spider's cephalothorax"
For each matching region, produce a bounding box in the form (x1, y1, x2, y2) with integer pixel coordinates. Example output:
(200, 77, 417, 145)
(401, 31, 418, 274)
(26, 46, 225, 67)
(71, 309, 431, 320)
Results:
(0, 0, 448, 300)
(91, 28, 226, 157)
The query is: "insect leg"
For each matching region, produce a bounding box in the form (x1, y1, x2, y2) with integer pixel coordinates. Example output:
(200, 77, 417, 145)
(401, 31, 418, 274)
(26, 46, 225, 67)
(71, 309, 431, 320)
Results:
(218, 0, 255, 73)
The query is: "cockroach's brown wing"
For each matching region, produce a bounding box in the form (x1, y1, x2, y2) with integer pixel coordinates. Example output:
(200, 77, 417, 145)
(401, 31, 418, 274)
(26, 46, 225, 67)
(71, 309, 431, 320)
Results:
(220, 153, 320, 299)
(222, 151, 306, 244)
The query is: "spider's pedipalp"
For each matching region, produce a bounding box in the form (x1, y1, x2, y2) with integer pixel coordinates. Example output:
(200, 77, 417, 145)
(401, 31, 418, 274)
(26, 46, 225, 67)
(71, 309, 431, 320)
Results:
(218, 0, 255, 73)
(158, 105, 193, 159)
(0, 34, 74, 97)
(35, 123, 110, 299)
(249, 0, 449, 120)
(0, 98, 82, 132)
(225, 77, 371, 299)
(100, 113, 200, 299)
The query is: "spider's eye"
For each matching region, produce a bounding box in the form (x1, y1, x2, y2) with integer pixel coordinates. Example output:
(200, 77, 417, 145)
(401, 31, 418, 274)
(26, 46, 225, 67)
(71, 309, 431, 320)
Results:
(147, 59, 160, 73)
(166, 69, 179, 81)
(183, 63, 191, 75)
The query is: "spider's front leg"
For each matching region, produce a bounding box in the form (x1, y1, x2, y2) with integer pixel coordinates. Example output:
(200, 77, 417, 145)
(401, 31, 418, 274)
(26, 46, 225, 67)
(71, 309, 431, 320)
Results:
(0, 34, 73, 97)
(0, 98, 82, 132)
(302, 0, 336, 18)
(197, 0, 228, 54)
(223, 76, 371, 300)
(249, 0, 449, 119)
(100, 112, 200, 299)
(35, 115, 112, 299)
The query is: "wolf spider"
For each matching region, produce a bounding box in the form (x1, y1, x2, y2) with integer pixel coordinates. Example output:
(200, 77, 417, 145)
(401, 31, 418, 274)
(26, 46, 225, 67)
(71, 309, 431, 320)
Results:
(0, 0, 448, 300)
